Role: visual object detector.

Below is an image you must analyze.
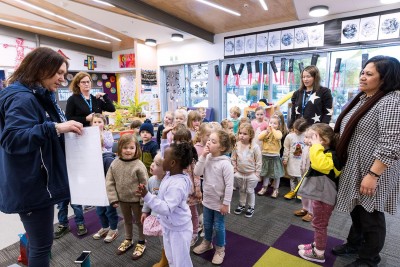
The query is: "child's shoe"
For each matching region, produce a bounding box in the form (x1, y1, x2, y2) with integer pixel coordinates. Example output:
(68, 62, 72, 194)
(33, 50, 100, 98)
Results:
(212, 246, 225, 265)
(294, 209, 308, 216)
(257, 187, 267, 196)
(298, 242, 315, 250)
(54, 225, 70, 239)
(117, 239, 133, 255)
(153, 248, 168, 267)
(193, 240, 213, 255)
(93, 227, 109, 240)
(271, 189, 279, 198)
(77, 224, 88, 236)
(298, 248, 325, 263)
(245, 207, 254, 218)
(132, 242, 146, 260)
(284, 191, 296, 200)
(302, 213, 313, 222)
(104, 229, 118, 243)
(234, 205, 246, 215)
(190, 234, 198, 247)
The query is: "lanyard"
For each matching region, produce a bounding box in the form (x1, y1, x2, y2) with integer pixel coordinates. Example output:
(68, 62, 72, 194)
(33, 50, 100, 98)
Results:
(81, 94, 92, 112)
(301, 90, 312, 115)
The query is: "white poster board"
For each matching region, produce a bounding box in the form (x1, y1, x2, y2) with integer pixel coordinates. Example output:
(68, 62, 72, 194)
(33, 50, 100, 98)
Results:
(64, 126, 109, 206)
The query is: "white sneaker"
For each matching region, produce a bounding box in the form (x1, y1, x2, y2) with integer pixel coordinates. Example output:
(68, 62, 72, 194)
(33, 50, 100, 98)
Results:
(104, 229, 118, 243)
(257, 187, 267, 196)
(93, 227, 109, 240)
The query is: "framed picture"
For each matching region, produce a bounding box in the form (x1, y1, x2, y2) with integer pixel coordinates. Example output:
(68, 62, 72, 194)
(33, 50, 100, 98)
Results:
(294, 27, 309, 48)
(268, 31, 281, 51)
(281, 29, 295, 50)
(378, 13, 400, 40)
(308, 24, 324, 47)
(256, 32, 269, 52)
(234, 36, 245, 55)
(224, 38, 235, 56)
(359, 16, 380, 41)
(245, 34, 256, 54)
(341, 19, 360, 44)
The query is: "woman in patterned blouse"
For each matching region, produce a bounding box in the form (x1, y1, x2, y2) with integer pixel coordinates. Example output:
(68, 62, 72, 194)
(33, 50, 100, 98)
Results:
(333, 56, 400, 267)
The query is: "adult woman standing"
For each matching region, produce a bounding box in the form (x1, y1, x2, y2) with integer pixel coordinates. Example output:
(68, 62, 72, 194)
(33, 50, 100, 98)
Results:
(288, 65, 333, 129)
(66, 71, 115, 127)
(333, 56, 400, 267)
(0, 47, 83, 267)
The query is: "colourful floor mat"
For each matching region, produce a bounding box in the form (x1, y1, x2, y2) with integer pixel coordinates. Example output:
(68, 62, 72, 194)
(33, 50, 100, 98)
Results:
(273, 224, 344, 267)
(197, 230, 269, 267)
(254, 247, 320, 267)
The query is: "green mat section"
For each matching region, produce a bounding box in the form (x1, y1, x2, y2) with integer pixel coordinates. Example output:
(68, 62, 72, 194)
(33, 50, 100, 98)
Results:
(254, 247, 321, 267)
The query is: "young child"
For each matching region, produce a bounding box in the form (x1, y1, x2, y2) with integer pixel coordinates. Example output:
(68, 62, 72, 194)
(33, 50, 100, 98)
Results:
(194, 123, 213, 156)
(294, 128, 314, 222)
(221, 119, 234, 134)
(282, 118, 308, 200)
(156, 111, 174, 148)
(297, 123, 341, 263)
(251, 107, 268, 148)
(92, 113, 114, 152)
(130, 119, 143, 143)
(274, 110, 289, 157)
(229, 106, 241, 134)
(231, 123, 262, 218)
(139, 119, 158, 175)
(257, 115, 285, 198)
(187, 110, 202, 139)
(105, 134, 149, 259)
(137, 142, 195, 267)
(93, 136, 119, 243)
(141, 153, 167, 267)
(167, 108, 188, 144)
(197, 107, 209, 122)
(193, 130, 234, 265)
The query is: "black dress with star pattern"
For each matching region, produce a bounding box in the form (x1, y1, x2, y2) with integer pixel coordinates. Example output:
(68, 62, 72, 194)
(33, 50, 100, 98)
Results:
(288, 86, 333, 129)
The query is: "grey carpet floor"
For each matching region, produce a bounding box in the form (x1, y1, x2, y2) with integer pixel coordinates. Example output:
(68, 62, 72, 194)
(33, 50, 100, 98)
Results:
(1, 183, 400, 267)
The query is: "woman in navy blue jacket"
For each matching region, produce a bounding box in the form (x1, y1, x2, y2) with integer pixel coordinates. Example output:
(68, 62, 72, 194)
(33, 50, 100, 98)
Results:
(0, 47, 83, 267)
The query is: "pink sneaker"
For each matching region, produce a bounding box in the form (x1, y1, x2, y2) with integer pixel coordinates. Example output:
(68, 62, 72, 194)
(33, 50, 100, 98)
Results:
(298, 248, 325, 263)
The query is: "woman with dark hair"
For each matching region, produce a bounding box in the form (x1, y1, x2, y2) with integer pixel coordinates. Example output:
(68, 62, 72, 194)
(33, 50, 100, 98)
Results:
(288, 65, 333, 129)
(0, 47, 83, 267)
(66, 71, 115, 127)
(332, 56, 400, 267)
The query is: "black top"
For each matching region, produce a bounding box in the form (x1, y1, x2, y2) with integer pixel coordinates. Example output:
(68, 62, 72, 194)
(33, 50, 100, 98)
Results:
(66, 94, 115, 127)
(288, 86, 333, 129)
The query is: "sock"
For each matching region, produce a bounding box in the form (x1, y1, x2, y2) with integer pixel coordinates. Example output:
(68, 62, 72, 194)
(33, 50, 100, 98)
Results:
(314, 248, 324, 256)
(138, 240, 145, 245)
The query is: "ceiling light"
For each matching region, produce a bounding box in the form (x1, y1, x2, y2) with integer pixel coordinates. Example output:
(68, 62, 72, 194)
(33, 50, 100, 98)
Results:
(380, 0, 400, 4)
(93, 0, 115, 7)
(309, 5, 329, 17)
(171, 33, 184, 41)
(259, 0, 268, 11)
(13, 0, 121, 41)
(0, 18, 110, 44)
(145, 39, 157, 46)
(196, 0, 241, 16)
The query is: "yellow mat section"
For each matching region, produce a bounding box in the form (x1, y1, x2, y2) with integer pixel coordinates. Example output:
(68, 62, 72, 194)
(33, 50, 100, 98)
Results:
(253, 247, 321, 267)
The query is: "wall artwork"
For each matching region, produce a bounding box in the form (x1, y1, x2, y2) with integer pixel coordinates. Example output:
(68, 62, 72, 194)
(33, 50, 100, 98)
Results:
(245, 34, 256, 54)
(378, 13, 400, 40)
(359, 16, 380, 41)
(280, 29, 294, 50)
(308, 24, 324, 47)
(224, 38, 235, 56)
(268, 31, 281, 51)
(294, 27, 309, 48)
(84, 55, 97, 70)
(256, 32, 269, 52)
(118, 53, 135, 68)
(234, 36, 245, 55)
(341, 19, 360, 44)
(1, 38, 35, 69)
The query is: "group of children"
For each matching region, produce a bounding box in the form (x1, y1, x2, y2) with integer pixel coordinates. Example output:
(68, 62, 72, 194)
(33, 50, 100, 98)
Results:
(72, 103, 341, 266)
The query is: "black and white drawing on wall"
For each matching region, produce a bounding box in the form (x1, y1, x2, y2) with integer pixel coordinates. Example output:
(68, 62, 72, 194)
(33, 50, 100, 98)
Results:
(256, 32, 269, 52)
(234, 36, 245, 55)
(341, 19, 360, 44)
(268, 31, 281, 51)
(359, 16, 380, 41)
(280, 29, 294, 50)
(245, 35, 256, 54)
(308, 24, 324, 47)
(378, 13, 400, 40)
(294, 27, 309, 48)
(224, 38, 235, 56)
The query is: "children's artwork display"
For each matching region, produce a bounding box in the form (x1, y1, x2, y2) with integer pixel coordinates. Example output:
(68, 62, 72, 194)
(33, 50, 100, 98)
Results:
(378, 12, 400, 40)
(0, 37, 35, 68)
(119, 53, 135, 68)
(341, 19, 360, 44)
(359, 16, 380, 41)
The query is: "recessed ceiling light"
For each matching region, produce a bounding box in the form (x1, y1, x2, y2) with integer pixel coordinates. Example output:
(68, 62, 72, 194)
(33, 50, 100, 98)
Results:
(171, 33, 184, 41)
(93, 0, 115, 7)
(196, 0, 241, 16)
(309, 5, 329, 17)
(145, 39, 157, 46)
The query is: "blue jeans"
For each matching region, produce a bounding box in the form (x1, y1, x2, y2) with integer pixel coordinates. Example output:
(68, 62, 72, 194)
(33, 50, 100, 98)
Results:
(19, 205, 54, 267)
(96, 206, 118, 230)
(57, 200, 85, 226)
(203, 206, 226, 247)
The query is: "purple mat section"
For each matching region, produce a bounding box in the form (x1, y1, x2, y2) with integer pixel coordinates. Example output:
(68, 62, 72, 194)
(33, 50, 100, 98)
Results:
(273, 224, 344, 267)
(69, 208, 122, 239)
(197, 230, 269, 267)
